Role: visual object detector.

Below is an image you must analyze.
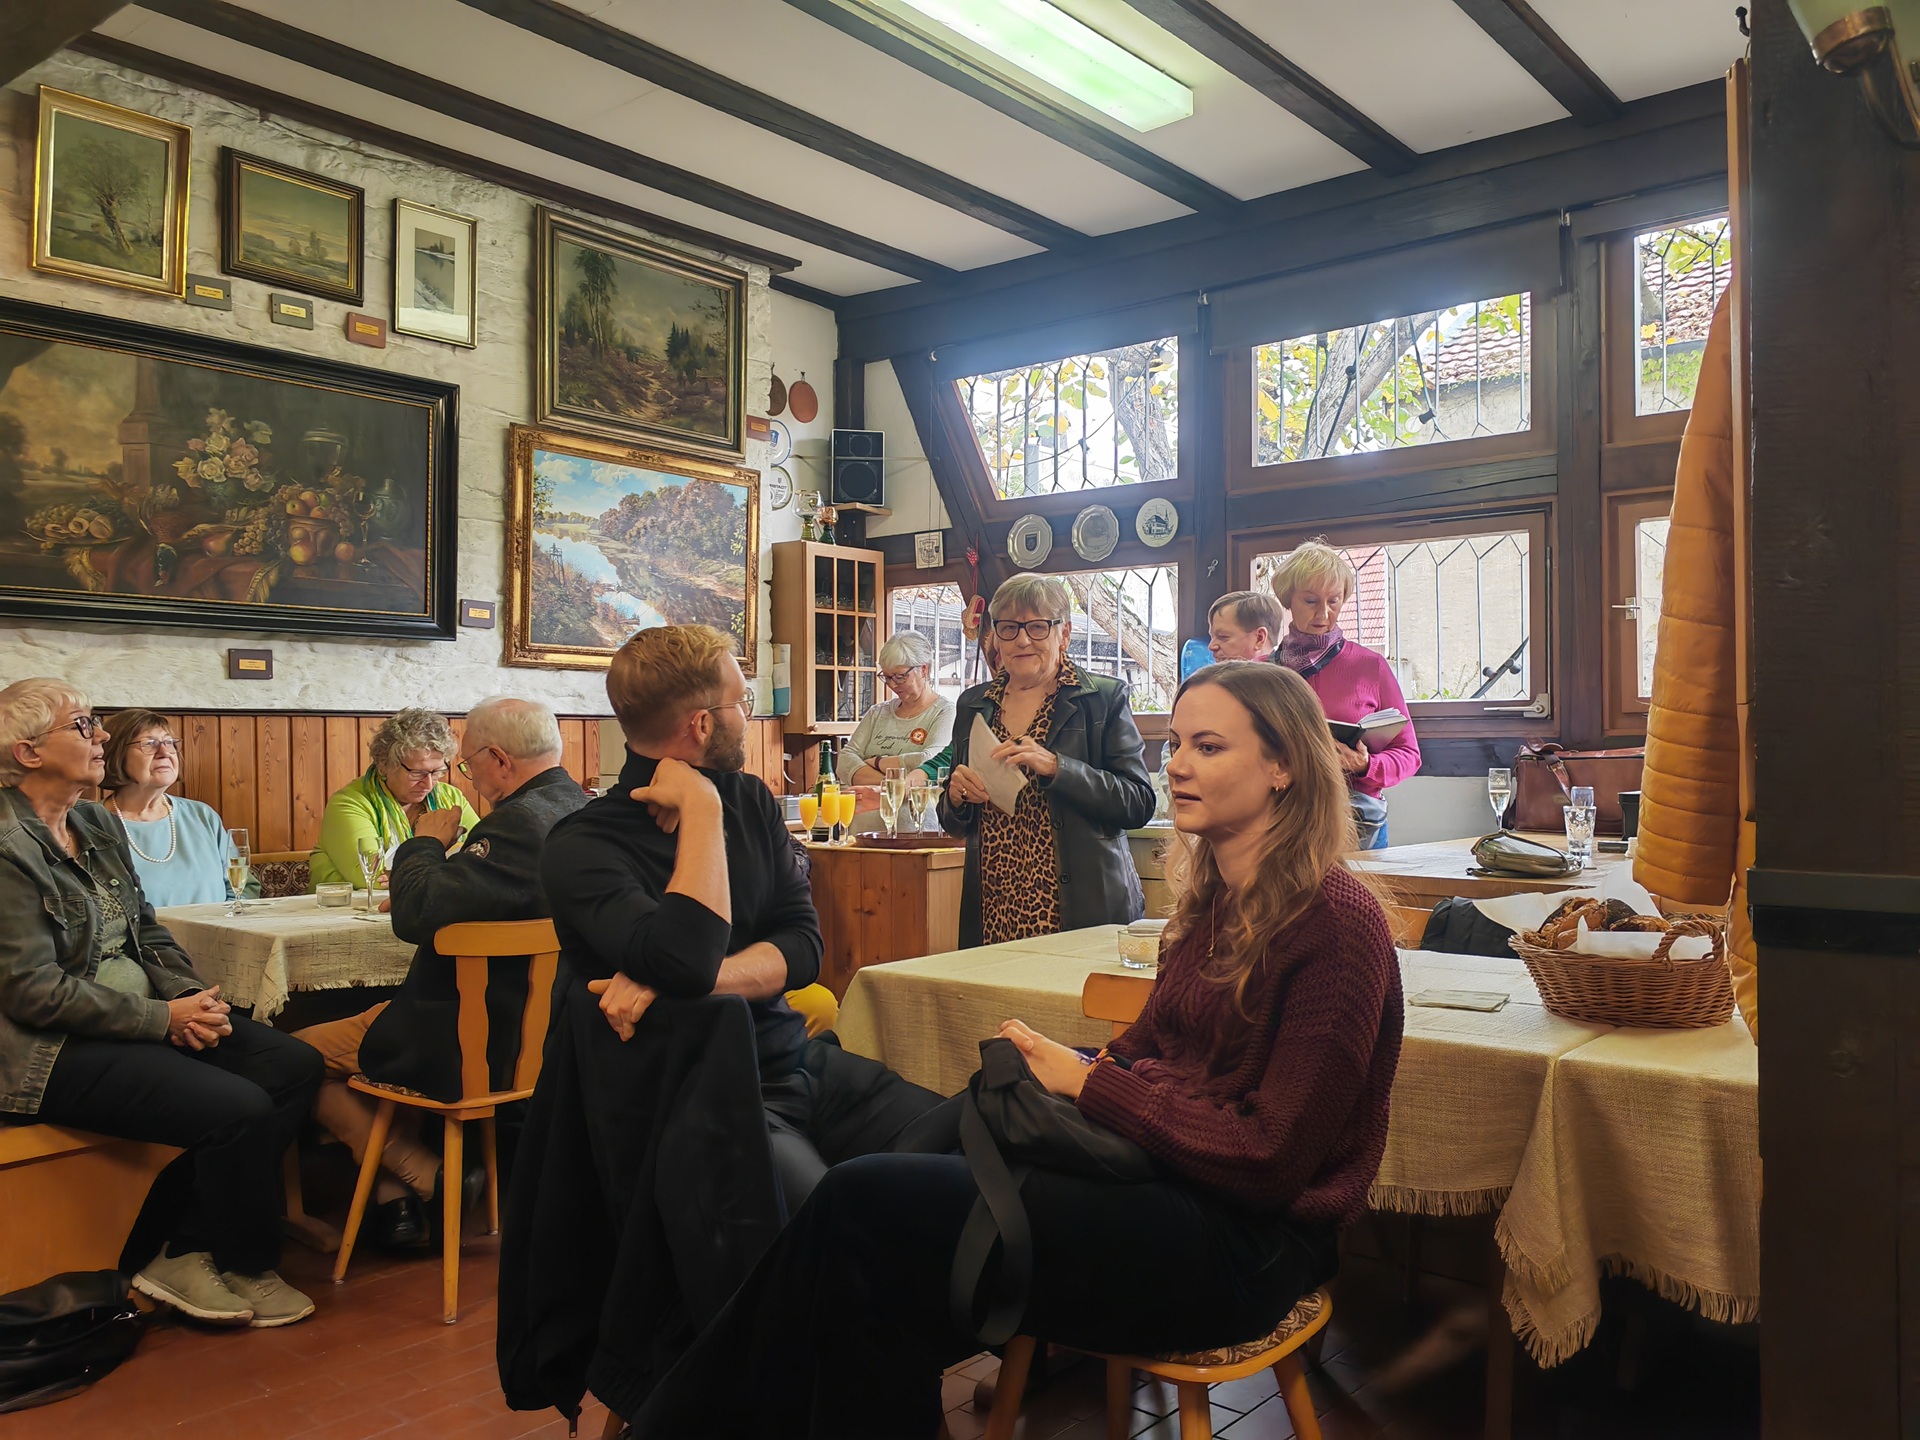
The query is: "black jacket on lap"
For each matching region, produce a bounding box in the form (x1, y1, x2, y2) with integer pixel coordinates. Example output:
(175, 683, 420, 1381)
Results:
(496, 975, 782, 1425)
(358, 766, 588, 1102)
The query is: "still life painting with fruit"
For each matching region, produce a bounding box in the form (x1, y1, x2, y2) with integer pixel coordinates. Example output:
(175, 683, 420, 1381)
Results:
(0, 298, 457, 639)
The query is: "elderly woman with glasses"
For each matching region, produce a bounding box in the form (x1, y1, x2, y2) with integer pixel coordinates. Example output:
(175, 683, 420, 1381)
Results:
(0, 679, 322, 1328)
(99, 710, 245, 907)
(836, 630, 956, 787)
(939, 575, 1155, 946)
(309, 709, 479, 888)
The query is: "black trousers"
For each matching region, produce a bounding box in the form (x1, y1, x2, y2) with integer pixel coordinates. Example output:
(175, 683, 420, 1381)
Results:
(633, 1152, 1337, 1440)
(34, 1013, 322, 1275)
(760, 1038, 942, 1213)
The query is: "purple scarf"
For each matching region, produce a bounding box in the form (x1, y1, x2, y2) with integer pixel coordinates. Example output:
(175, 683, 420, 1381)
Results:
(1278, 625, 1346, 680)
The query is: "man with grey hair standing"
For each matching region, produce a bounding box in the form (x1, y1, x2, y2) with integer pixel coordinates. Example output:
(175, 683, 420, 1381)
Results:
(293, 697, 588, 1251)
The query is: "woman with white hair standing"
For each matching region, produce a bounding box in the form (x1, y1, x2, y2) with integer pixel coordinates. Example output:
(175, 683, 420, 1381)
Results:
(1269, 539, 1421, 849)
(836, 629, 955, 786)
(0, 677, 322, 1328)
(309, 708, 480, 888)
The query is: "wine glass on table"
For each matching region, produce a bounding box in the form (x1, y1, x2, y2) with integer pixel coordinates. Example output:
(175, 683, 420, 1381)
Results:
(835, 790, 858, 845)
(1487, 768, 1513, 831)
(354, 835, 383, 921)
(798, 793, 819, 841)
(226, 829, 250, 916)
(880, 774, 907, 840)
(902, 773, 929, 834)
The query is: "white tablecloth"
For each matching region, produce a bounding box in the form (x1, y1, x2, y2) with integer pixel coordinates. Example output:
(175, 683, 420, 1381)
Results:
(156, 894, 415, 1021)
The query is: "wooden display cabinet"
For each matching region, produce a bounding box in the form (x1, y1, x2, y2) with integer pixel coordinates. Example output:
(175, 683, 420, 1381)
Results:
(771, 540, 884, 736)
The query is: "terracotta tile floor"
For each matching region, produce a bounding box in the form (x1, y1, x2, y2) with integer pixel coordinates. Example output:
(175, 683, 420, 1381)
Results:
(7, 1161, 1757, 1439)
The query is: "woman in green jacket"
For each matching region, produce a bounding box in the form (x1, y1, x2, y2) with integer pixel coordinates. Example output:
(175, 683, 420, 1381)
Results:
(310, 709, 478, 888)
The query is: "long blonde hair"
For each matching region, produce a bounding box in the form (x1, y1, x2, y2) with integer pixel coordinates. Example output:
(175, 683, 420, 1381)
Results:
(1163, 662, 1357, 1012)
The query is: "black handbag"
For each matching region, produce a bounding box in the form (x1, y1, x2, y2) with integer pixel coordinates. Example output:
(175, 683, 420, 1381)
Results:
(894, 1037, 1153, 1345)
(0, 1271, 144, 1413)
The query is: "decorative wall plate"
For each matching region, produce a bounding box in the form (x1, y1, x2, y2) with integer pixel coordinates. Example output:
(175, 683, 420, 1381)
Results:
(766, 418, 793, 465)
(769, 372, 787, 416)
(767, 464, 793, 509)
(1071, 504, 1120, 563)
(1135, 497, 1179, 548)
(788, 373, 819, 423)
(1007, 513, 1053, 569)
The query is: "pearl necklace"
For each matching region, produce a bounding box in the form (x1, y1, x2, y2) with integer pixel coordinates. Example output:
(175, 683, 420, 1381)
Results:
(111, 796, 177, 864)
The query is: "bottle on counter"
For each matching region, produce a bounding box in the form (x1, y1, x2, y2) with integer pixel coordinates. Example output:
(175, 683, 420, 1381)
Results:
(813, 740, 837, 842)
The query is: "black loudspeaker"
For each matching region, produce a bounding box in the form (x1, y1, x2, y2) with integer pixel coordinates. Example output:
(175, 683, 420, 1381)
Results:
(831, 428, 885, 506)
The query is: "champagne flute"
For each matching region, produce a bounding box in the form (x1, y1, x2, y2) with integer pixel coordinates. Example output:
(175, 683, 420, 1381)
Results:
(836, 790, 858, 844)
(880, 775, 907, 839)
(903, 774, 929, 833)
(226, 829, 250, 915)
(1487, 768, 1513, 829)
(798, 794, 819, 838)
(355, 835, 383, 920)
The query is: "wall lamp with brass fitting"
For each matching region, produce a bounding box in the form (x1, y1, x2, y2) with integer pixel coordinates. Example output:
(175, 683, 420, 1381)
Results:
(1790, 3, 1920, 144)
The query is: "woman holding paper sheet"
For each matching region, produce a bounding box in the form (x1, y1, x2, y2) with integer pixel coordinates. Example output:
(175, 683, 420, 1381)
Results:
(1269, 539, 1421, 850)
(939, 575, 1155, 945)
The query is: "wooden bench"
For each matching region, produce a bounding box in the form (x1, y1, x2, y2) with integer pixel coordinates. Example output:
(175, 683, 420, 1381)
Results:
(0, 1124, 179, 1295)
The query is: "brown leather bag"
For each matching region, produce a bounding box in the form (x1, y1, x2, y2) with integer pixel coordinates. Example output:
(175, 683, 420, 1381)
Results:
(1503, 743, 1646, 836)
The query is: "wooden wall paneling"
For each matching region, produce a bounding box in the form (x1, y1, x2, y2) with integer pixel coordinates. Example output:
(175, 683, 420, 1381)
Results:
(323, 717, 360, 800)
(559, 719, 589, 790)
(442, 717, 485, 819)
(289, 716, 328, 853)
(254, 714, 292, 853)
(177, 714, 221, 814)
(218, 716, 256, 842)
(356, 717, 382, 774)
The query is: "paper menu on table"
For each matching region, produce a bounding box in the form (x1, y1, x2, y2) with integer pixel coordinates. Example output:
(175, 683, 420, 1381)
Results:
(968, 712, 1028, 815)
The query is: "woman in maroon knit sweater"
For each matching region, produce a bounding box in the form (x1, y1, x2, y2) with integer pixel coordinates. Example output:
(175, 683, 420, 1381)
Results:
(632, 661, 1403, 1440)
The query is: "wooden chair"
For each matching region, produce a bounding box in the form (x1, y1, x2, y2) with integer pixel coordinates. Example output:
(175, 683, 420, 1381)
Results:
(250, 850, 311, 898)
(331, 917, 559, 1322)
(983, 970, 1333, 1440)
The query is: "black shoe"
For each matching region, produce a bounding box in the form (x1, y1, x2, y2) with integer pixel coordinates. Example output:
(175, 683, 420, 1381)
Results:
(364, 1194, 430, 1252)
(427, 1164, 488, 1246)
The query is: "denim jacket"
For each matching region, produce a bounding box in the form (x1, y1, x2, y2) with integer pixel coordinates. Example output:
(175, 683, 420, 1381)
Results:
(0, 787, 206, 1115)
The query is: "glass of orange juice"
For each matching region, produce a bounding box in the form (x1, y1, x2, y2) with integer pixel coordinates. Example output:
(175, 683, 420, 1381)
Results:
(837, 790, 858, 843)
(798, 794, 819, 835)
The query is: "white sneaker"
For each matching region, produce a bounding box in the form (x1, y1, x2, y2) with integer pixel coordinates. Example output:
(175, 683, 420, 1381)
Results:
(220, 1269, 316, 1328)
(132, 1249, 253, 1325)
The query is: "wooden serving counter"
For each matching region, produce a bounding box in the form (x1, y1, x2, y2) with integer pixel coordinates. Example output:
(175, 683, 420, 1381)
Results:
(802, 839, 965, 998)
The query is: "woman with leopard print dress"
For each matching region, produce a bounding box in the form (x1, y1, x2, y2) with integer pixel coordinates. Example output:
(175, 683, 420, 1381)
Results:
(938, 575, 1155, 946)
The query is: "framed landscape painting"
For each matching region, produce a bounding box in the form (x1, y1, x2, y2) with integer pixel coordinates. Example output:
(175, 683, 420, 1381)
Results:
(392, 199, 477, 347)
(0, 296, 458, 640)
(31, 87, 190, 297)
(221, 148, 365, 305)
(504, 424, 758, 672)
(535, 209, 745, 457)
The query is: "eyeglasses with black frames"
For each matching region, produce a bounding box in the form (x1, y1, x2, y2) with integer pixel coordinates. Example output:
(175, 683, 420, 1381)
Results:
(992, 619, 1063, 642)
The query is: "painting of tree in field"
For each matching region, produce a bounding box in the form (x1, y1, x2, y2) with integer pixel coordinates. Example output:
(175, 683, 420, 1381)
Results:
(536, 210, 744, 456)
(31, 88, 189, 297)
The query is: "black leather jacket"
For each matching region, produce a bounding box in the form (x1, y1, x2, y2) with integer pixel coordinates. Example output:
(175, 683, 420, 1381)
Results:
(937, 669, 1155, 946)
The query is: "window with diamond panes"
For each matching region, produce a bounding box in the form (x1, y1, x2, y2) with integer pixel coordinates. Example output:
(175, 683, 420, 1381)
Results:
(1634, 218, 1731, 416)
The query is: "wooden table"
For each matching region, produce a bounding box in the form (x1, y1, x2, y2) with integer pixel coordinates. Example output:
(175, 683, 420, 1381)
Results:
(802, 839, 965, 998)
(1349, 831, 1630, 903)
(157, 893, 415, 1021)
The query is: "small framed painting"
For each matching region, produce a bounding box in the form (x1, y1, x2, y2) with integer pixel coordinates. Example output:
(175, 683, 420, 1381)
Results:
(535, 208, 746, 458)
(392, 199, 477, 348)
(31, 87, 191, 297)
(220, 148, 365, 305)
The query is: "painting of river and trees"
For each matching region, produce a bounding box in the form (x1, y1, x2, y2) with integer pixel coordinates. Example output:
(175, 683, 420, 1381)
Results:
(220, 149, 365, 306)
(504, 425, 758, 672)
(535, 209, 745, 457)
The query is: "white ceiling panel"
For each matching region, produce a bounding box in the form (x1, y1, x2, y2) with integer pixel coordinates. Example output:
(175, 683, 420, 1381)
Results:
(1207, 0, 1569, 151)
(1529, 0, 1745, 104)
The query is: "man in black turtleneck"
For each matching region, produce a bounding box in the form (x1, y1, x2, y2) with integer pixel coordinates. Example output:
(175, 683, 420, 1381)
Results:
(540, 623, 937, 1210)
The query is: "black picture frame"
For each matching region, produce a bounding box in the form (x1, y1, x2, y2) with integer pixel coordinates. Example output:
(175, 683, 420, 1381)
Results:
(220, 147, 366, 306)
(0, 296, 459, 641)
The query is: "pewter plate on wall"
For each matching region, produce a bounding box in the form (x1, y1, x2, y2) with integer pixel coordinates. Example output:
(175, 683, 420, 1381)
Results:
(767, 464, 793, 510)
(1071, 504, 1120, 563)
(1135, 497, 1179, 548)
(1007, 513, 1053, 569)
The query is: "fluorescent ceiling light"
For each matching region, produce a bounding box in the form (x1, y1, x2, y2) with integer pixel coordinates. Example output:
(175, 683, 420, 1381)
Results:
(893, 0, 1192, 132)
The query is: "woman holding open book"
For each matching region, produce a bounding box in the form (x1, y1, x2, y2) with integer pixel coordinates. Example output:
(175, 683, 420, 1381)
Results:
(1269, 540, 1421, 849)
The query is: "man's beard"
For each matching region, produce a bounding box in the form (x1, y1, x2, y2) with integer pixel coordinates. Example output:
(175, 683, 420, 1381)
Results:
(702, 725, 746, 774)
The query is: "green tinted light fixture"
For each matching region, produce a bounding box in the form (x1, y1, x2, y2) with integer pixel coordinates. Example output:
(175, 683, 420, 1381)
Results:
(896, 0, 1192, 131)
(1788, 1, 1920, 144)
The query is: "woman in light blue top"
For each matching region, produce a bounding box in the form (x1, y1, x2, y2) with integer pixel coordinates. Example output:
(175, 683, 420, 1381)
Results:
(100, 710, 240, 908)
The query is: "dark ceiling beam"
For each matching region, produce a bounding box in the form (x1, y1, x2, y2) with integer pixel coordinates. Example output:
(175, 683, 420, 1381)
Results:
(450, 0, 1084, 252)
(1, 0, 128, 84)
(778, 0, 1237, 215)
(1450, 0, 1624, 126)
(769, 274, 846, 310)
(71, 33, 806, 274)
(1115, 0, 1417, 174)
(139, 0, 956, 282)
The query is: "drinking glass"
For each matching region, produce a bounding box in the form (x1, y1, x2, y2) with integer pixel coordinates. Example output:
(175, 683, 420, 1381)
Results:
(902, 775, 930, 833)
(226, 829, 250, 915)
(1570, 785, 1596, 809)
(798, 794, 819, 836)
(836, 790, 858, 844)
(1563, 803, 1597, 868)
(1486, 768, 1513, 829)
(880, 776, 908, 839)
(354, 836, 383, 920)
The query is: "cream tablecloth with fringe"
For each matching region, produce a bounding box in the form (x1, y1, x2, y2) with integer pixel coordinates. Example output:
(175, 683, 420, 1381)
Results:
(837, 930, 1760, 1366)
(156, 894, 415, 1021)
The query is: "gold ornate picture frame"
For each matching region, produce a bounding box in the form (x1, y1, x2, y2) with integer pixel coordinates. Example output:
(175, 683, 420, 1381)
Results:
(32, 87, 191, 298)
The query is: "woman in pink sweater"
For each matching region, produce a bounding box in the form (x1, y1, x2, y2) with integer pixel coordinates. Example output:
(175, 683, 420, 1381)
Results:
(630, 662, 1403, 1440)
(1270, 539, 1421, 849)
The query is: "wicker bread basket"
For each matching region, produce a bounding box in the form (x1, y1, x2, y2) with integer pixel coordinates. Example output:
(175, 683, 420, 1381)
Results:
(1510, 916, 1734, 1029)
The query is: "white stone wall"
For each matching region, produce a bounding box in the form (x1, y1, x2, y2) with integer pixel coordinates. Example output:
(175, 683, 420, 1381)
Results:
(0, 51, 831, 713)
